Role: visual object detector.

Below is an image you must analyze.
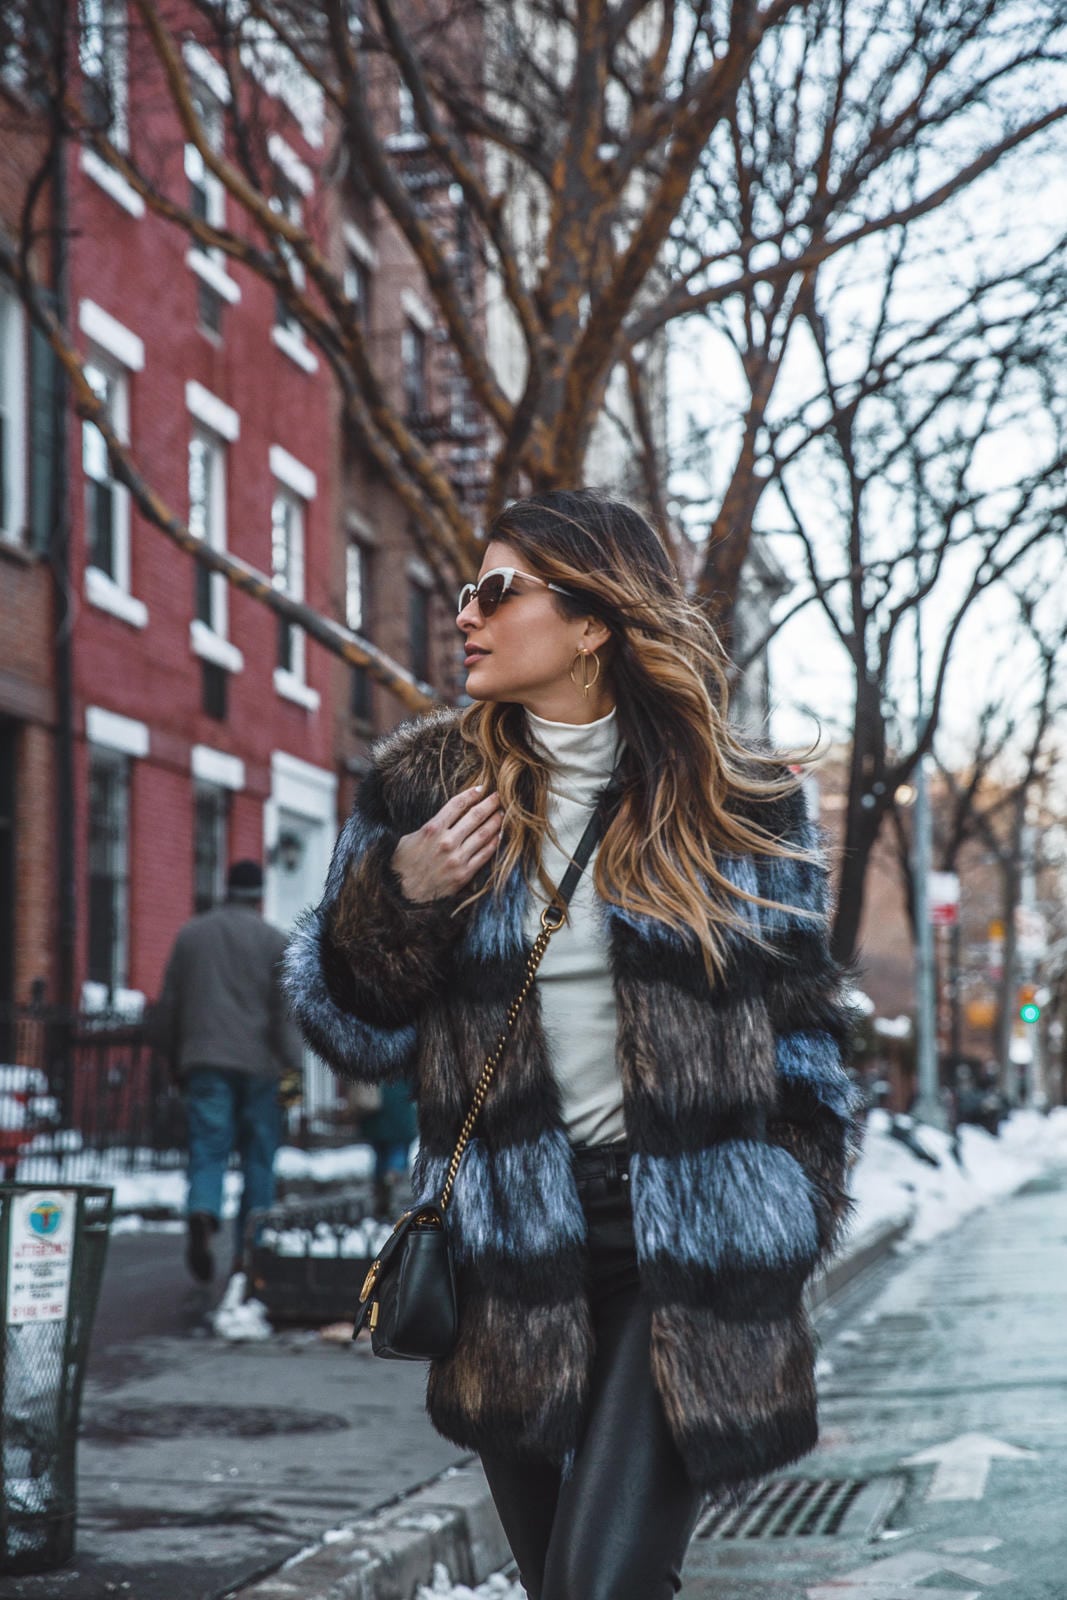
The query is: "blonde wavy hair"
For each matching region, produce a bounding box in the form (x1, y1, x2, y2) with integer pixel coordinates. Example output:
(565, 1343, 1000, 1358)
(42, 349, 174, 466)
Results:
(453, 489, 828, 983)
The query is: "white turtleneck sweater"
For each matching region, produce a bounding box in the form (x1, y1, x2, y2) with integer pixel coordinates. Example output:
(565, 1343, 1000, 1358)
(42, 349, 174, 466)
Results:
(523, 707, 626, 1146)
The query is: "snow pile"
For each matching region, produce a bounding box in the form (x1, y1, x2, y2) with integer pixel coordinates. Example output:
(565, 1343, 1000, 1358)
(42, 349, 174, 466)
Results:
(260, 1218, 393, 1258)
(848, 1107, 1067, 1252)
(274, 1144, 375, 1183)
(416, 1563, 524, 1599)
(211, 1272, 272, 1342)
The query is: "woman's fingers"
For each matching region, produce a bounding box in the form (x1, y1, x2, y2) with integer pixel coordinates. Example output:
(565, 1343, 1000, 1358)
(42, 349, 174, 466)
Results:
(446, 790, 501, 847)
(434, 785, 490, 833)
(392, 785, 501, 900)
(460, 812, 502, 863)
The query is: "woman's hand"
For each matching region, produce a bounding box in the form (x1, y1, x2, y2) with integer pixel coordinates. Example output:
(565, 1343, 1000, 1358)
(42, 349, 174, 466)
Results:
(391, 786, 503, 902)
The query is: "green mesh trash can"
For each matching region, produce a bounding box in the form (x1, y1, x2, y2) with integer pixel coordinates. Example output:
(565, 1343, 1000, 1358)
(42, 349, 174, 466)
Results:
(0, 1184, 113, 1574)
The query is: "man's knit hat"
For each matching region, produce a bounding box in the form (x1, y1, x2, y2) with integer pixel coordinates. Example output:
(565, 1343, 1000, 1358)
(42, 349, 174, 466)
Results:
(226, 859, 264, 900)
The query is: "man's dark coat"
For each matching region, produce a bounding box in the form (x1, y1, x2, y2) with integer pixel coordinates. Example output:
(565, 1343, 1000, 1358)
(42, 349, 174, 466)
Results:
(285, 710, 861, 1499)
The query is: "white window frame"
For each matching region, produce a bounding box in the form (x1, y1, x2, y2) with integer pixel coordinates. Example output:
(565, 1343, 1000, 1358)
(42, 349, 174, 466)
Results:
(268, 165, 319, 374)
(187, 424, 241, 667)
(271, 481, 319, 710)
(81, 344, 147, 627)
(79, 0, 129, 150)
(0, 282, 28, 545)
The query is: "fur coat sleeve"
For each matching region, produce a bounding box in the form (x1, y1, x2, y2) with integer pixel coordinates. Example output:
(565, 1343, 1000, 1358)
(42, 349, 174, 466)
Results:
(283, 722, 465, 1084)
(754, 783, 863, 1255)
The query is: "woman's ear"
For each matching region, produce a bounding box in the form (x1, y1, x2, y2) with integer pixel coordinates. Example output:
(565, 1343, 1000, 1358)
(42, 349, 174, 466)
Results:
(580, 615, 612, 653)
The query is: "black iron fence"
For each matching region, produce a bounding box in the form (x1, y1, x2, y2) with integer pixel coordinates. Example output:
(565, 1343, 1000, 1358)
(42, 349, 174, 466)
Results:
(0, 1004, 363, 1185)
(0, 1005, 186, 1183)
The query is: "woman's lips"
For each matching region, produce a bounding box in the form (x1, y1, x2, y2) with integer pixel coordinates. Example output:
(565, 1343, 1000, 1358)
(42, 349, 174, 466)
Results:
(464, 647, 490, 665)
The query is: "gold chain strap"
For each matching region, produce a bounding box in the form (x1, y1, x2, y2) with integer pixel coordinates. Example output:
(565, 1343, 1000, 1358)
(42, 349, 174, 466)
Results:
(438, 902, 566, 1211)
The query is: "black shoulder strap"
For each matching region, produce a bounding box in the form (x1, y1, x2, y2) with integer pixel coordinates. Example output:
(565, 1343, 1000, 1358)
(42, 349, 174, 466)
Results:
(554, 766, 624, 909)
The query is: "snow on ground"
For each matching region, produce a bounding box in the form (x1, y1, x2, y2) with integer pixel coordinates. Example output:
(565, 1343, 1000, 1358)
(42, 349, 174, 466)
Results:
(416, 1564, 523, 1599)
(274, 1144, 375, 1183)
(14, 1142, 375, 1214)
(848, 1106, 1067, 1252)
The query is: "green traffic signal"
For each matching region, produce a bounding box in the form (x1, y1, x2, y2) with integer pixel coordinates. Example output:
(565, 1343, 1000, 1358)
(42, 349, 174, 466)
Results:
(1020, 1001, 1041, 1023)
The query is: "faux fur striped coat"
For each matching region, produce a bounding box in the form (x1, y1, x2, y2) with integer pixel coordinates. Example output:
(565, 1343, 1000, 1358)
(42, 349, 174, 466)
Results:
(284, 709, 862, 1499)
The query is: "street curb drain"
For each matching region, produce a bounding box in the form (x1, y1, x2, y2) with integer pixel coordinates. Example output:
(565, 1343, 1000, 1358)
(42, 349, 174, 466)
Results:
(696, 1474, 905, 1543)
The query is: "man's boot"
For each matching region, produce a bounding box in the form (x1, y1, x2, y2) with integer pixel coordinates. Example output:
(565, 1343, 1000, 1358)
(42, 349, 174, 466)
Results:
(186, 1211, 218, 1282)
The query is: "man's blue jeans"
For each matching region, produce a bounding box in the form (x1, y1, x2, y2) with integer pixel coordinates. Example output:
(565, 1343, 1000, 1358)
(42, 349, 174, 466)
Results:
(185, 1068, 281, 1255)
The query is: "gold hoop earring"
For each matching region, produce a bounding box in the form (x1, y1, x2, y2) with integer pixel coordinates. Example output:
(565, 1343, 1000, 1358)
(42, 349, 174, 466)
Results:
(569, 649, 601, 699)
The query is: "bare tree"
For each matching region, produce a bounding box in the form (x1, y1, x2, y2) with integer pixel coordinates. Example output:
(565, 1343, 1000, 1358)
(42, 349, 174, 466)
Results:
(730, 229, 1067, 963)
(874, 583, 1064, 1084)
(1, 0, 1063, 700)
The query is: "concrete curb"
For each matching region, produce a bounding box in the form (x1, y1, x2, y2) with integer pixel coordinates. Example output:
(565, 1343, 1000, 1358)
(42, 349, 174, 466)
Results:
(228, 1218, 909, 1600)
(807, 1215, 911, 1313)
(225, 1461, 510, 1600)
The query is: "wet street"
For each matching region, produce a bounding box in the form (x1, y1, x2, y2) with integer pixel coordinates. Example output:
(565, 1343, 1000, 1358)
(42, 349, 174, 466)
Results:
(683, 1164, 1067, 1598)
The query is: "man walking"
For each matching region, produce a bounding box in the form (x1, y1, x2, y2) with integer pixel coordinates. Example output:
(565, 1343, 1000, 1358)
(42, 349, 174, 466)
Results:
(152, 860, 302, 1282)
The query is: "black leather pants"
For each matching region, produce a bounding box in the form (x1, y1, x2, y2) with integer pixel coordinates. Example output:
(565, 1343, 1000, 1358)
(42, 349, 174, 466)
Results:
(478, 1143, 705, 1600)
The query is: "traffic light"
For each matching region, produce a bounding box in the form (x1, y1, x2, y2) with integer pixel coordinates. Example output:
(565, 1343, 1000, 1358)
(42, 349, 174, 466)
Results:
(1018, 984, 1041, 1024)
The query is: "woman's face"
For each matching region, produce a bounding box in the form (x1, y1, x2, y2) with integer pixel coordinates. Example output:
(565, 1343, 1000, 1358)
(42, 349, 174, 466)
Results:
(456, 539, 612, 720)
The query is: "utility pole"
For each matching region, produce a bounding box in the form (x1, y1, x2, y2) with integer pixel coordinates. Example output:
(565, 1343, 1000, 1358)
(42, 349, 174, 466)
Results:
(912, 754, 944, 1125)
(911, 603, 944, 1127)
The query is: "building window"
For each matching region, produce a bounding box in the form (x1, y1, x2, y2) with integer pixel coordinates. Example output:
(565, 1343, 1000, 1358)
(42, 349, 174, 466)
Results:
(83, 357, 128, 583)
(186, 77, 224, 225)
(344, 254, 370, 328)
(271, 176, 304, 333)
(79, 0, 128, 149)
(397, 82, 418, 138)
(0, 283, 27, 545)
(197, 280, 224, 338)
(271, 489, 305, 679)
(188, 429, 227, 635)
(409, 578, 430, 684)
(401, 320, 428, 418)
(193, 781, 229, 914)
(87, 746, 130, 993)
(201, 660, 228, 720)
(346, 541, 372, 721)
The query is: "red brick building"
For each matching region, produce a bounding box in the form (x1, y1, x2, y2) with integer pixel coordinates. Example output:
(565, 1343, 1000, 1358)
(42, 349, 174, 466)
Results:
(1, 6, 473, 1059)
(0, 72, 60, 1023)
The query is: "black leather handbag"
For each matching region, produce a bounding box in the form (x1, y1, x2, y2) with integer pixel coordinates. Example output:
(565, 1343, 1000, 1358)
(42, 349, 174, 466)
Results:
(354, 801, 611, 1361)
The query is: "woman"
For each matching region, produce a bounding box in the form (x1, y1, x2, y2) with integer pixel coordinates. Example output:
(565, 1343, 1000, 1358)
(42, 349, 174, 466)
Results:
(286, 490, 861, 1600)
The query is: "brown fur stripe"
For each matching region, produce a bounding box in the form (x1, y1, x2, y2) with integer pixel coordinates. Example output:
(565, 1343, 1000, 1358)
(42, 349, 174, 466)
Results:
(427, 1290, 592, 1462)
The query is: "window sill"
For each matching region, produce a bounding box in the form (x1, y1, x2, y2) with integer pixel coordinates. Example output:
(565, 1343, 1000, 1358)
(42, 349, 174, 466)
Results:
(80, 148, 146, 219)
(385, 132, 428, 153)
(85, 566, 148, 628)
(0, 533, 36, 566)
(271, 323, 319, 374)
(190, 620, 244, 673)
(186, 249, 242, 305)
(274, 667, 320, 711)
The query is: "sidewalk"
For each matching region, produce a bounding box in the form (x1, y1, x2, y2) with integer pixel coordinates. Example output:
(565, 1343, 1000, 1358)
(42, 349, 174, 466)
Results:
(3, 1114, 1064, 1600)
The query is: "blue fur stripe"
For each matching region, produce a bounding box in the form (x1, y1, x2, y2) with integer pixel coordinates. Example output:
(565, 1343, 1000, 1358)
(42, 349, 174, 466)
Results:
(460, 862, 529, 963)
(776, 1029, 857, 1120)
(755, 820, 829, 936)
(414, 1131, 586, 1266)
(283, 905, 417, 1079)
(630, 1142, 819, 1273)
